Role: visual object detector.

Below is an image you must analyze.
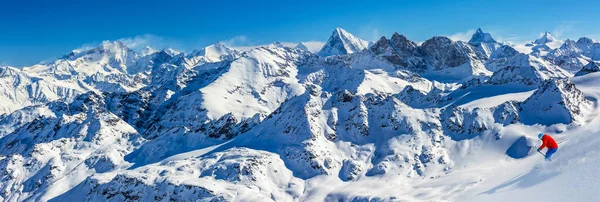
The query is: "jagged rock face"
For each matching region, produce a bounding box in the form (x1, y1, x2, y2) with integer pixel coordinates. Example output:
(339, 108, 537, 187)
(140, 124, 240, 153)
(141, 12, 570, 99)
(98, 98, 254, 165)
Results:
(441, 106, 493, 141)
(493, 101, 521, 125)
(419, 37, 472, 68)
(487, 65, 547, 86)
(575, 37, 600, 60)
(575, 61, 600, 76)
(0, 92, 144, 201)
(319, 28, 369, 56)
(390, 33, 419, 54)
(369, 33, 426, 70)
(506, 136, 537, 159)
(396, 85, 447, 108)
(417, 36, 490, 80)
(545, 39, 590, 72)
(520, 79, 592, 125)
(490, 45, 520, 59)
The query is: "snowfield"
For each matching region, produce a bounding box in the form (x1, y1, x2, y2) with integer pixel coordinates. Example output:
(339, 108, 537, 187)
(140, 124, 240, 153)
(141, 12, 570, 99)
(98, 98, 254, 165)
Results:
(1, 27, 600, 202)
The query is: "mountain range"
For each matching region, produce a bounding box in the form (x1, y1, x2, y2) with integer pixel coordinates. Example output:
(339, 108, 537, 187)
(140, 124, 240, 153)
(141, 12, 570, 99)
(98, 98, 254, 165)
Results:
(1, 27, 599, 201)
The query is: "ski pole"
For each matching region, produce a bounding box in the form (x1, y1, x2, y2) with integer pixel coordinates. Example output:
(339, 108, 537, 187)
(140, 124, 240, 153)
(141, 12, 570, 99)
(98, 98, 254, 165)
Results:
(537, 150, 546, 157)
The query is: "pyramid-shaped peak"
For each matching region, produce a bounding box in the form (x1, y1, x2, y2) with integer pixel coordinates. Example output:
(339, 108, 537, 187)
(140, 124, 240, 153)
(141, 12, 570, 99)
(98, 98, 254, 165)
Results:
(469, 28, 496, 45)
(534, 31, 556, 44)
(318, 27, 369, 56)
(295, 42, 309, 51)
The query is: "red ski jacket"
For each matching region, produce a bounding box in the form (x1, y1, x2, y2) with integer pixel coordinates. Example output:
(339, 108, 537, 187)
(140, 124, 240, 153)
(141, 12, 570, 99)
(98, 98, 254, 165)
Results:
(539, 134, 558, 150)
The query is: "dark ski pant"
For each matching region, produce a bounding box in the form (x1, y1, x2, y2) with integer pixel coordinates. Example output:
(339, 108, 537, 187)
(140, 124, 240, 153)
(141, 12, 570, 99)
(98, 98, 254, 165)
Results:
(545, 148, 558, 160)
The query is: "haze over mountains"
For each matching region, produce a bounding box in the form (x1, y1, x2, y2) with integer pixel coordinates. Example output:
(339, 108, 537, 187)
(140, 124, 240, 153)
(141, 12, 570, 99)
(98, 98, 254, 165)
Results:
(1, 27, 599, 201)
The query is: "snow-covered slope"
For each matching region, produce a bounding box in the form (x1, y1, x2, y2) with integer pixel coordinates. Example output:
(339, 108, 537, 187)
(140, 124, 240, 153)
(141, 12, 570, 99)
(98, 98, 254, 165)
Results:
(2, 27, 600, 202)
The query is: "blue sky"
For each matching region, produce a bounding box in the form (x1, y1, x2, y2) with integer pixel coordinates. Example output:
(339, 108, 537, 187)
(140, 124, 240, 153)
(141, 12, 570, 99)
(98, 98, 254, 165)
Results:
(1, 0, 600, 66)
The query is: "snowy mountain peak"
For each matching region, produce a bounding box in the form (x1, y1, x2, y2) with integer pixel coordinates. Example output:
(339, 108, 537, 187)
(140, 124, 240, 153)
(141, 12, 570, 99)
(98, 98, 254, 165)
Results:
(189, 42, 236, 59)
(295, 42, 309, 51)
(161, 47, 181, 56)
(534, 31, 556, 44)
(268, 41, 286, 49)
(140, 46, 158, 56)
(468, 28, 497, 45)
(576, 37, 597, 46)
(520, 79, 591, 125)
(318, 27, 369, 56)
(575, 61, 600, 76)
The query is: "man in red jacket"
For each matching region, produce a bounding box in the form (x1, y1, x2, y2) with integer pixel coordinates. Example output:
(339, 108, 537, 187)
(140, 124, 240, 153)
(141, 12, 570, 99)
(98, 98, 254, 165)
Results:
(538, 133, 558, 160)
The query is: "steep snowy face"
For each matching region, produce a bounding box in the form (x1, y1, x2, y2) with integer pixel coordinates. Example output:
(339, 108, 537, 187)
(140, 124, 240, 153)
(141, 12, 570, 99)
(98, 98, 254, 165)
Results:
(22, 41, 148, 93)
(418, 36, 490, 80)
(468, 28, 501, 58)
(295, 42, 310, 51)
(520, 79, 592, 125)
(486, 54, 570, 85)
(575, 61, 600, 76)
(26, 41, 139, 76)
(534, 31, 557, 44)
(187, 42, 239, 65)
(141, 46, 309, 142)
(318, 28, 369, 56)
(489, 45, 520, 59)
(575, 37, 600, 60)
(0, 66, 86, 115)
(544, 39, 590, 72)
(233, 86, 451, 180)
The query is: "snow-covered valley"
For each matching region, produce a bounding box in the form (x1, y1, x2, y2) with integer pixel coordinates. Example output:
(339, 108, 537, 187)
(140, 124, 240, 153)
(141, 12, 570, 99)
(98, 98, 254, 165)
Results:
(1, 27, 599, 202)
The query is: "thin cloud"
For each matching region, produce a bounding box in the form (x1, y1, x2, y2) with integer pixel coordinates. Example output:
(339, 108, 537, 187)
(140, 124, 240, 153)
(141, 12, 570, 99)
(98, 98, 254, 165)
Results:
(222, 35, 249, 47)
(72, 34, 185, 53)
(301, 41, 325, 53)
(447, 29, 475, 42)
(358, 25, 382, 42)
(118, 34, 184, 52)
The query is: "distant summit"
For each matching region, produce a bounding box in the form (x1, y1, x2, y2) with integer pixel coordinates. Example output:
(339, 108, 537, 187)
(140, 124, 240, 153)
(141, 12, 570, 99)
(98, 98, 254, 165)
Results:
(468, 28, 497, 45)
(318, 28, 369, 56)
(534, 31, 556, 44)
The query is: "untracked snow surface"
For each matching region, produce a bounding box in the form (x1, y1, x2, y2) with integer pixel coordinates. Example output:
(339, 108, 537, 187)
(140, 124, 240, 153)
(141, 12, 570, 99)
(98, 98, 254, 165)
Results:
(1, 28, 600, 202)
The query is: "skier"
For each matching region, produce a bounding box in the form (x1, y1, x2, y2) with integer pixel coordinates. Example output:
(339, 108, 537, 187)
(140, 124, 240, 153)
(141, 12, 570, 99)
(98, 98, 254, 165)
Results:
(537, 133, 558, 160)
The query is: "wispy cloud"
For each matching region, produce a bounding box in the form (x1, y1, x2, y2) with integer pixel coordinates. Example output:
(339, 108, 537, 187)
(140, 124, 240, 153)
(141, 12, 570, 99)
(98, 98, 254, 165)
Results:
(72, 34, 185, 53)
(447, 29, 475, 42)
(301, 41, 325, 53)
(118, 34, 184, 51)
(222, 35, 250, 47)
(358, 25, 382, 42)
(549, 21, 581, 39)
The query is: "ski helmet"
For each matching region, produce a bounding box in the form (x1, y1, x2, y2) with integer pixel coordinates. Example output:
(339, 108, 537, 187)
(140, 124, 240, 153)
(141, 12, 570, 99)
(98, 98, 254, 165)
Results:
(538, 133, 544, 139)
